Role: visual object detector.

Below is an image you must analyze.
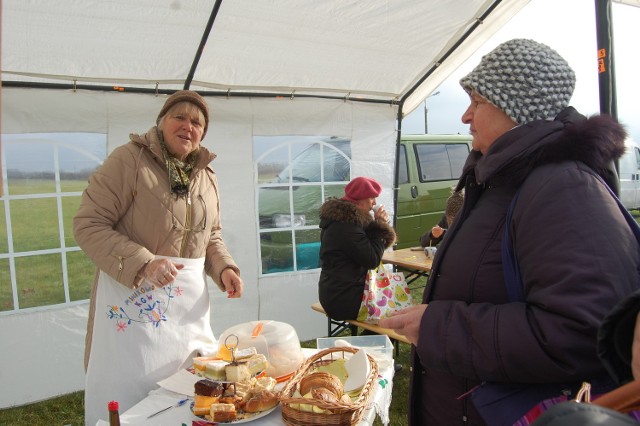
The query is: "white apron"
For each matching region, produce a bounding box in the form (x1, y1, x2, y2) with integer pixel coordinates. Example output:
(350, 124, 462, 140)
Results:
(84, 256, 217, 426)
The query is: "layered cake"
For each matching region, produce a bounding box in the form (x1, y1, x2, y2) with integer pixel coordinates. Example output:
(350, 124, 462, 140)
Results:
(193, 379, 227, 416)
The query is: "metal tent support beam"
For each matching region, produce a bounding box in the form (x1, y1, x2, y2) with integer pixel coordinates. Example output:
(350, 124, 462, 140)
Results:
(595, 0, 620, 194)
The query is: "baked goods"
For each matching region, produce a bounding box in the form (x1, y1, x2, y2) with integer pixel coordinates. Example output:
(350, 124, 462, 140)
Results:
(192, 347, 267, 382)
(210, 403, 237, 422)
(203, 359, 227, 380)
(225, 362, 251, 383)
(192, 373, 280, 421)
(299, 372, 344, 398)
(245, 353, 268, 376)
(242, 390, 279, 413)
(193, 379, 227, 416)
(192, 356, 218, 375)
(253, 376, 277, 393)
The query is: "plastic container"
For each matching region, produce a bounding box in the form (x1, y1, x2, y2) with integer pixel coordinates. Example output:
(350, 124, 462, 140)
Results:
(316, 335, 393, 362)
(217, 320, 304, 380)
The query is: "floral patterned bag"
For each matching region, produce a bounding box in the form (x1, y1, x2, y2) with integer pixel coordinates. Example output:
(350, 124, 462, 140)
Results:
(357, 261, 413, 323)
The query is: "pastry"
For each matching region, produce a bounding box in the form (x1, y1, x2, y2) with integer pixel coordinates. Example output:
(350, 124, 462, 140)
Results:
(299, 372, 344, 398)
(242, 389, 279, 413)
(210, 403, 237, 422)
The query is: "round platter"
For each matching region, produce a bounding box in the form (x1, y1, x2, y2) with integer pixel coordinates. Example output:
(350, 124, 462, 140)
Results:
(191, 401, 278, 424)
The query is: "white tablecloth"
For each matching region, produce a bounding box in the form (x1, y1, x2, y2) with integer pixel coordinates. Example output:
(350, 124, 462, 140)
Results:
(96, 348, 395, 426)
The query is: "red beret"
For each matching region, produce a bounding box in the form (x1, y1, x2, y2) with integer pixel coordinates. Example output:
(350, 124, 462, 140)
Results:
(342, 177, 382, 202)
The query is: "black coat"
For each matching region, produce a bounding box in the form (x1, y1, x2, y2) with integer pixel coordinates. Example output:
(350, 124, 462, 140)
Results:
(318, 199, 396, 320)
(410, 108, 640, 425)
(598, 289, 640, 384)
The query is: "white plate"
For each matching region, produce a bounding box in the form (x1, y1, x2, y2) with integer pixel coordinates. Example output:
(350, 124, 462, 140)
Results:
(191, 401, 278, 424)
(343, 348, 371, 392)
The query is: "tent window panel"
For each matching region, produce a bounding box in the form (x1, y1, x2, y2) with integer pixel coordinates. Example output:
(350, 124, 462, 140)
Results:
(11, 198, 60, 252)
(0, 132, 106, 313)
(62, 196, 82, 248)
(0, 200, 7, 254)
(255, 136, 351, 275)
(295, 229, 321, 271)
(67, 250, 93, 302)
(15, 253, 64, 309)
(292, 185, 323, 227)
(0, 259, 12, 312)
(260, 231, 294, 274)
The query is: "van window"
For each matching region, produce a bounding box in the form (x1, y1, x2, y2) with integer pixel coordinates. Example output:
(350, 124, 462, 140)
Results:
(416, 143, 468, 182)
(397, 145, 409, 184)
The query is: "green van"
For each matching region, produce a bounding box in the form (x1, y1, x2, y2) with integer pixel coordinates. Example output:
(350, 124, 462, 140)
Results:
(257, 134, 472, 274)
(394, 134, 472, 248)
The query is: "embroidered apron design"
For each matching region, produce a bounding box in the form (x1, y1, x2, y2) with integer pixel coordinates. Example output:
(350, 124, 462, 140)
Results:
(84, 256, 216, 425)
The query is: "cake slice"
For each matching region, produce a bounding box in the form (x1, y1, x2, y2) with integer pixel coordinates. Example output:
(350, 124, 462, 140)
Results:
(192, 356, 219, 376)
(210, 403, 237, 422)
(193, 379, 227, 416)
(204, 359, 228, 381)
(234, 347, 258, 361)
(245, 354, 268, 376)
(225, 362, 251, 383)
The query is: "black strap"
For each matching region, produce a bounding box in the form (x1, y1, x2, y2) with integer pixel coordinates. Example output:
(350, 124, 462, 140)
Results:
(502, 174, 640, 303)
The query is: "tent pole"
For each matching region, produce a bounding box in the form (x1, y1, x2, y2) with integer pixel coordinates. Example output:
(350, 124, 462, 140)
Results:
(594, 0, 620, 194)
(184, 0, 224, 90)
(392, 103, 404, 233)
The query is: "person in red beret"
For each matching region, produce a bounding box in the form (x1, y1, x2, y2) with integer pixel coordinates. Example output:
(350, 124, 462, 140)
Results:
(317, 176, 396, 322)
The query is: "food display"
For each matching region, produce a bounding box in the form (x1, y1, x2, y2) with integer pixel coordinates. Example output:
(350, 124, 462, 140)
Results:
(217, 321, 304, 380)
(280, 346, 378, 426)
(191, 339, 280, 423)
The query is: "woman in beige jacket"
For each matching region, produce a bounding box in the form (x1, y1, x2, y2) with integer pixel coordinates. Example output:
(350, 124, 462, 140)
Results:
(74, 90, 243, 424)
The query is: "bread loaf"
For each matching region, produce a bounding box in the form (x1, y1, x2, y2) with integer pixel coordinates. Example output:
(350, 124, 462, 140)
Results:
(310, 387, 340, 403)
(299, 371, 344, 398)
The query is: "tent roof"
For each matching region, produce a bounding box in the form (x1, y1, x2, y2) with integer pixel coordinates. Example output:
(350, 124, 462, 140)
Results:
(2, 0, 530, 116)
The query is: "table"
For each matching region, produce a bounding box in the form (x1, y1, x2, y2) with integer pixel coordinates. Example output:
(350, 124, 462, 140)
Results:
(382, 247, 432, 286)
(96, 348, 394, 426)
(311, 302, 410, 345)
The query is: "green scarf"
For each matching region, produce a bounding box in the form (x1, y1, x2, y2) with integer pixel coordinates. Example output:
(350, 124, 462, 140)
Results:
(159, 140, 199, 197)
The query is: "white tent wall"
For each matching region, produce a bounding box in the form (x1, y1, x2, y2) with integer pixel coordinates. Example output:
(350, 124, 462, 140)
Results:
(0, 88, 397, 407)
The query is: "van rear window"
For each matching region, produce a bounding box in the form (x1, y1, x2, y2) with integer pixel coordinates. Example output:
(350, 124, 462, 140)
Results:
(415, 143, 469, 182)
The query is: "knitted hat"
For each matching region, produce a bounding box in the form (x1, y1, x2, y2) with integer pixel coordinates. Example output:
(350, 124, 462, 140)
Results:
(460, 38, 576, 125)
(342, 177, 382, 202)
(156, 90, 210, 137)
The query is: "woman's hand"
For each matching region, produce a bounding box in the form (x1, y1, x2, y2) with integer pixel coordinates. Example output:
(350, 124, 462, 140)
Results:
(431, 225, 445, 239)
(221, 268, 244, 298)
(143, 258, 184, 287)
(374, 205, 390, 223)
(378, 304, 428, 346)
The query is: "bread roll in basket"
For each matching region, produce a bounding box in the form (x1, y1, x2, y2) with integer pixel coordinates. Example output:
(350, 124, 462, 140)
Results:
(279, 346, 378, 426)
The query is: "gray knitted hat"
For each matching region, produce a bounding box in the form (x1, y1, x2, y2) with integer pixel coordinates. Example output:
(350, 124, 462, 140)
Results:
(460, 38, 576, 125)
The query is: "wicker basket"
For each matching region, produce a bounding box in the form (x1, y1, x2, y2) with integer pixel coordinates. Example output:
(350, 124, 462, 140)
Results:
(279, 346, 379, 426)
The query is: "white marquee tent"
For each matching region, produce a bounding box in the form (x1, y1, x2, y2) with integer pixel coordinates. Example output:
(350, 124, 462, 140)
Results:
(2, 0, 543, 408)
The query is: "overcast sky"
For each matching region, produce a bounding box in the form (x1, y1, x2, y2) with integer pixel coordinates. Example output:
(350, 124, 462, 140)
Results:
(402, 0, 640, 144)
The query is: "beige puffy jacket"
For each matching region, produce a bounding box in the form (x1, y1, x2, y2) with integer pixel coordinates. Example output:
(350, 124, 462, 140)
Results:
(73, 127, 239, 369)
